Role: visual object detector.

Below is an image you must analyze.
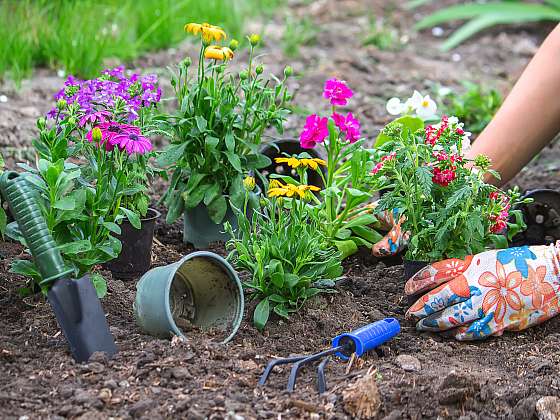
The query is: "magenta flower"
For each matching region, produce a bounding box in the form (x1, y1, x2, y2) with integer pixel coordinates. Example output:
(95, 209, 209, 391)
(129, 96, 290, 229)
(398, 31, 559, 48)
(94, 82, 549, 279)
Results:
(300, 114, 329, 149)
(332, 112, 361, 143)
(79, 110, 113, 127)
(86, 122, 140, 152)
(110, 131, 153, 155)
(323, 78, 353, 106)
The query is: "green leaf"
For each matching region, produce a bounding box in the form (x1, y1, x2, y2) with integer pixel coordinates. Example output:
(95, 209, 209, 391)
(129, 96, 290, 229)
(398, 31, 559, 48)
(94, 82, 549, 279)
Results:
(253, 298, 270, 331)
(195, 116, 207, 132)
(446, 185, 471, 209)
(225, 132, 235, 152)
(207, 195, 227, 224)
(344, 214, 378, 229)
(58, 240, 92, 255)
(273, 304, 289, 319)
(245, 154, 272, 170)
(10, 259, 41, 279)
(284, 273, 300, 289)
(120, 207, 142, 229)
(203, 183, 221, 206)
(415, 166, 433, 196)
(334, 239, 358, 259)
(224, 151, 242, 172)
(375, 115, 423, 146)
(351, 225, 384, 244)
(184, 183, 210, 209)
(166, 191, 185, 224)
(0, 208, 6, 238)
(157, 143, 187, 166)
(53, 197, 76, 210)
(91, 273, 108, 299)
(346, 188, 370, 207)
(205, 136, 219, 149)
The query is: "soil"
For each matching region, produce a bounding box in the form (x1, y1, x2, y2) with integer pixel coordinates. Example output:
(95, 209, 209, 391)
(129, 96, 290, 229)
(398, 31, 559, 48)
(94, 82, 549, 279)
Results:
(2, 0, 560, 419)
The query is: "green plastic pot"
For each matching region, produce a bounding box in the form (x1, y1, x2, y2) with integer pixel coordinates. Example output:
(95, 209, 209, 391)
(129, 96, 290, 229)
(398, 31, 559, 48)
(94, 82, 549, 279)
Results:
(183, 203, 237, 249)
(133, 251, 244, 344)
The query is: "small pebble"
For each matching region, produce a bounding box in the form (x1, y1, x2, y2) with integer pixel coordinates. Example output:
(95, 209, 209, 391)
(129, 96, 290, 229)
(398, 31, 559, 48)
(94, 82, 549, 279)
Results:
(452, 53, 462, 62)
(0, 95, 7, 103)
(432, 27, 444, 37)
(536, 396, 560, 420)
(395, 354, 421, 372)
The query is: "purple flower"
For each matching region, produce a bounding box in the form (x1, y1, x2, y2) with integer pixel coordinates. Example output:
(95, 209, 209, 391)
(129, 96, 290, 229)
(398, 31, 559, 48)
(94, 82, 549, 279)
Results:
(300, 114, 329, 149)
(323, 78, 353, 107)
(79, 110, 113, 127)
(110, 131, 153, 155)
(86, 122, 140, 151)
(332, 112, 361, 143)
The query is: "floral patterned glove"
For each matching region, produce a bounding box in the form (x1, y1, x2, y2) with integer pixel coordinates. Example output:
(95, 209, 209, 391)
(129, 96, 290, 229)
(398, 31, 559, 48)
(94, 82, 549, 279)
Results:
(405, 244, 560, 340)
(371, 208, 409, 257)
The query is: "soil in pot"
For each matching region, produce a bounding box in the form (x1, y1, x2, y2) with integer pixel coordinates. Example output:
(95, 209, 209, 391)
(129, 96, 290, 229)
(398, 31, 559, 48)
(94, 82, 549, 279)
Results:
(105, 208, 160, 280)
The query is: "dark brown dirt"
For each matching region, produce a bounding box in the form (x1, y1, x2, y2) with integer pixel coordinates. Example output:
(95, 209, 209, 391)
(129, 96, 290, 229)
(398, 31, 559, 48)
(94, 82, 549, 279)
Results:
(2, 0, 560, 419)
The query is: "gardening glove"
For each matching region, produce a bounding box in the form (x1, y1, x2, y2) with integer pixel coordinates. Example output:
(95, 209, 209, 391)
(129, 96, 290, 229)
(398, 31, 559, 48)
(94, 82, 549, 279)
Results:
(405, 243, 560, 340)
(370, 207, 409, 257)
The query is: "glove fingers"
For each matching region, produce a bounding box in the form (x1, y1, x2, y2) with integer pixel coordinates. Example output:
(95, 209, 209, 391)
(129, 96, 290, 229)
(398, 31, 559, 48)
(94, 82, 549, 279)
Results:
(407, 275, 473, 319)
(447, 312, 498, 341)
(372, 223, 408, 257)
(416, 298, 480, 332)
(405, 255, 474, 296)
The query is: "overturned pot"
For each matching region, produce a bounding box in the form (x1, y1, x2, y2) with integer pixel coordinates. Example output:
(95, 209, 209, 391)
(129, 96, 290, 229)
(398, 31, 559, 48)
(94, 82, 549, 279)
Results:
(134, 251, 244, 344)
(105, 208, 160, 280)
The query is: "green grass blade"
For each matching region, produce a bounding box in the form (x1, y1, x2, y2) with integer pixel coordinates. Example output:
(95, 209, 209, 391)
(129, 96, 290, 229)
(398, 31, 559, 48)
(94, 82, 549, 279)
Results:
(441, 11, 560, 50)
(406, 0, 435, 9)
(416, 2, 560, 30)
(543, 0, 560, 9)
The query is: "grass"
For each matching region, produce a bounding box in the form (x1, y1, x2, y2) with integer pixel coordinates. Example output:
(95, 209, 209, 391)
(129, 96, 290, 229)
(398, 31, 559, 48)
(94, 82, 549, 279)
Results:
(281, 16, 319, 57)
(0, 0, 283, 84)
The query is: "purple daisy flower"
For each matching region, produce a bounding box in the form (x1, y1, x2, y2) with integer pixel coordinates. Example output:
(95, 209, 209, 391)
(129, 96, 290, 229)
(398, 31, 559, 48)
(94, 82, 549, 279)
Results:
(79, 110, 113, 127)
(110, 131, 153, 155)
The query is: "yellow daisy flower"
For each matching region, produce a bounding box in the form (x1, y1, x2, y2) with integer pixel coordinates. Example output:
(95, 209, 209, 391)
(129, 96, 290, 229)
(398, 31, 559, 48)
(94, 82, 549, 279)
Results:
(204, 45, 234, 61)
(274, 157, 326, 170)
(267, 182, 320, 199)
(184, 22, 227, 43)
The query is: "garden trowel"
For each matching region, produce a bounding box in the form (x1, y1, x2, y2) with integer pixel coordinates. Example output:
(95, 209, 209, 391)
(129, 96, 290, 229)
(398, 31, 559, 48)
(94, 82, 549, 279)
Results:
(0, 171, 117, 363)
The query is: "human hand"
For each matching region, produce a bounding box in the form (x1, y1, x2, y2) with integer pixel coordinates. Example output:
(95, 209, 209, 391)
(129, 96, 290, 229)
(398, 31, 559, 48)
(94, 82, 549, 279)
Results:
(405, 244, 560, 340)
(371, 208, 409, 257)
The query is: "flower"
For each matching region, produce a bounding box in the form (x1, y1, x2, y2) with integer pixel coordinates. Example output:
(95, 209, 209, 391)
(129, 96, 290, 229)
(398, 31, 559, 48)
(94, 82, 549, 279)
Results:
(300, 114, 329, 149)
(332, 112, 361, 143)
(79, 110, 112, 127)
(275, 157, 326, 170)
(248, 33, 261, 46)
(185, 22, 226, 43)
(243, 176, 256, 191)
(432, 167, 456, 187)
(323, 78, 353, 106)
(520, 265, 555, 309)
(386, 97, 405, 115)
(479, 260, 522, 323)
(268, 182, 320, 199)
(406, 90, 437, 119)
(110, 131, 152, 155)
(204, 45, 234, 61)
(87, 122, 140, 152)
(371, 152, 396, 174)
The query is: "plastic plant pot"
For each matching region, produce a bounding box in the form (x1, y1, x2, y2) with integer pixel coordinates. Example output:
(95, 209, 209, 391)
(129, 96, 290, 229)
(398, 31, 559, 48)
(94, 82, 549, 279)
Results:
(183, 202, 237, 249)
(260, 139, 324, 188)
(105, 208, 160, 280)
(134, 251, 244, 344)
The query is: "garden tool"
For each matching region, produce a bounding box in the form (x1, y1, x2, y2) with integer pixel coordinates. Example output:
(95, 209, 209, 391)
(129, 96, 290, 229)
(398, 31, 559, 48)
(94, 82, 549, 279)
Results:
(259, 318, 400, 393)
(0, 171, 117, 363)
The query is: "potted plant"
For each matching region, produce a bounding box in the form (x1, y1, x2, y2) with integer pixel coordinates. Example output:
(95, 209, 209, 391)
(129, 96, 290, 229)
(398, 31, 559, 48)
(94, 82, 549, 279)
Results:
(40, 67, 163, 279)
(226, 175, 343, 330)
(371, 111, 528, 280)
(159, 23, 293, 248)
(273, 78, 384, 259)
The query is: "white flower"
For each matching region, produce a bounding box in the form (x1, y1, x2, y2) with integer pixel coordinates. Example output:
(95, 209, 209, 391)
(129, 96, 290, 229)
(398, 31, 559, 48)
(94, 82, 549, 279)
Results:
(448, 116, 459, 125)
(405, 90, 424, 111)
(462, 132, 472, 153)
(386, 97, 405, 116)
(438, 86, 452, 97)
(404, 90, 437, 119)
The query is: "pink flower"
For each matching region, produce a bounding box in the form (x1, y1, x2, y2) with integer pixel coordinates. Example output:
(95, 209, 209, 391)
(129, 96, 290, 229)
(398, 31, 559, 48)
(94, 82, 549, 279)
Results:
(300, 114, 329, 149)
(432, 167, 456, 187)
(323, 78, 353, 106)
(110, 131, 153, 155)
(86, 122, 140, 152)
(332, 112, 361, 143)
(79, 110, 113, 127)
(425, 115, 449, 146)
(371, 152, 396, 174)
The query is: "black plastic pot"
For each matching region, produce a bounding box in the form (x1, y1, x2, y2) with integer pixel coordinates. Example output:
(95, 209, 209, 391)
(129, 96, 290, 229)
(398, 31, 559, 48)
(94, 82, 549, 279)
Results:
(260, 139, 324, 188)
(403, 259, 429, 306)
(510, 189, 560, 247)
(105, 208, 160, 280)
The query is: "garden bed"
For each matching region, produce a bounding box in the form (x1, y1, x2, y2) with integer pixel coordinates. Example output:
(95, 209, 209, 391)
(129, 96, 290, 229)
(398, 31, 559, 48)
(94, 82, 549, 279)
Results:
(2, 0, 560, 419)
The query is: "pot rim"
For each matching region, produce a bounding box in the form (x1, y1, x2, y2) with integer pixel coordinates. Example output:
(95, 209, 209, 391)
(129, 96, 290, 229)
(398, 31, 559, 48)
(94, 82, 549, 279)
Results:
(142, 207, 161, 222)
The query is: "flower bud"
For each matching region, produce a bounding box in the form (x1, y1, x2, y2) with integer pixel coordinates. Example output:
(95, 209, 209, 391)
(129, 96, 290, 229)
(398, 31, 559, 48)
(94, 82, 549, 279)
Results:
(283, 65, 293, 78)
(474, 154, 491, 171)
(255, 64, 264, 75)
(180, 57, 192, 69)
(229, 39, 239, 51)
(67, 117, 76, 126)
(91, 127, 103, 143)
(56, 99, 67, 110)
(36, 117, 46, 130)
(239, 70, 249, 80)
(248, 33, 260, 46)
(243, 176, 256, 191)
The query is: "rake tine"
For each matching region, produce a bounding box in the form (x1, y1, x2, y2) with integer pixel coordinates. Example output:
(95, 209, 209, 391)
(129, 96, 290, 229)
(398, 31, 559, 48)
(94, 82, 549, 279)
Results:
(286, 346, 342, 392)
(258, 355, 308, 386)
(317, 356, 330, 394)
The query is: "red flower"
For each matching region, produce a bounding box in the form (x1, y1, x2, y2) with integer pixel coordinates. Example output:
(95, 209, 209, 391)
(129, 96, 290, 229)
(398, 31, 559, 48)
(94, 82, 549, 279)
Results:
(432, 167, 456, 186)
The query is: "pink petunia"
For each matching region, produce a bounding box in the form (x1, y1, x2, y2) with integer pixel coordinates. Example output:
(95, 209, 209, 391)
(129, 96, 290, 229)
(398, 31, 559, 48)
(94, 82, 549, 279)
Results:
(110, 132, 153, 155)
(323, 78, 353, 106)
(332, 112, 361, 143)
(300, 114, 329, 149)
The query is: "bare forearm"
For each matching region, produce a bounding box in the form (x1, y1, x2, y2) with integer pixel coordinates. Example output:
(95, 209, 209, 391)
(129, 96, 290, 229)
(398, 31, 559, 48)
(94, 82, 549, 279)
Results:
(467, 24, 560, 185)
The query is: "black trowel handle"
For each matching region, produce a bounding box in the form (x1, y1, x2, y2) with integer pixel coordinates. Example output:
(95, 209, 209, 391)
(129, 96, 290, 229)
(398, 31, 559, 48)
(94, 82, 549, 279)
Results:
(0, 171, 73, 285)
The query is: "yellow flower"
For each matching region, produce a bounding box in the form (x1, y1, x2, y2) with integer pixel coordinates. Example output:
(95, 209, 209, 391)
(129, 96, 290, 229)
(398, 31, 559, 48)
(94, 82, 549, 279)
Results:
(267, 181, 320, 199)
(204, 45, 234, 61)
(274, 157, 326, 170)
(243, 176, 256, 191)
(268, 179, 283, 188)
(185, 22, 227, 43)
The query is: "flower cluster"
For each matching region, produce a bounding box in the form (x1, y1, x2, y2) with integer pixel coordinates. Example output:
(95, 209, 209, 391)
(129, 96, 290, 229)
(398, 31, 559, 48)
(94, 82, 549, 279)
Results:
(49, 66, 161, 122)
(371, 152, 396, 174)
(300, 79, 361, 149)
(86, 122, 152, 155)
(489, 191, 511, 233)
(425, 115, 471, 151)
(386, 90, 437, 120)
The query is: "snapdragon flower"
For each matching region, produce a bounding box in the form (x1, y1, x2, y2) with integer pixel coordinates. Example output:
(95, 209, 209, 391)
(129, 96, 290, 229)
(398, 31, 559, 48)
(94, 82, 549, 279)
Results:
(323, 78, 353, 106)
(332, 112, 361, 143)
(300, 114, 329, 149)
